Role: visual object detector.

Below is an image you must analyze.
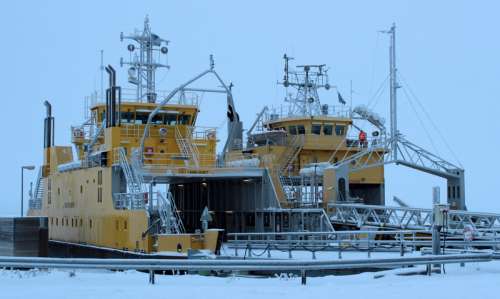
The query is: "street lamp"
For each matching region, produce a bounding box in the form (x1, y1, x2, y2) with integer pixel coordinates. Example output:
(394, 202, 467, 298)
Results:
(21, 165, 35, 217)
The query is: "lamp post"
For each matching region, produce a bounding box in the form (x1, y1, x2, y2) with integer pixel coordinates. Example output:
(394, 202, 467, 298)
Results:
(21, 165, 35, 217)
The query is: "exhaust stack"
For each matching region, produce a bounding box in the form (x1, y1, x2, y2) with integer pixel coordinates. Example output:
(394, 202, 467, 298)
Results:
(105, 65, 121, 127)
(43, 101, 54, 148)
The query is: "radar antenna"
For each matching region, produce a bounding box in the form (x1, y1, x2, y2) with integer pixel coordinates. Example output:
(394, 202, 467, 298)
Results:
(120, 16, 170, 103)
(279, 54, 331, 116)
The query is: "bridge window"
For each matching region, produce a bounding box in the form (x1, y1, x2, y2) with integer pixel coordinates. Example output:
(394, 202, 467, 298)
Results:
(178, 115, 191, 125)
(335, 125, 346, 136)
(288, 126, 297, 135)
(164, 114, 177, 125)
(120, 112, 134, 124)
(297, 125, 305, 135)
(152, 114, 163, 124)
(323, 124, 333, 135)
(311, 124, 321, 135)
(135, 112, 149, 124)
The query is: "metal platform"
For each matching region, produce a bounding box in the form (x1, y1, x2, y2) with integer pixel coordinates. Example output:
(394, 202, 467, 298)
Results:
(329, 203, 500, 230)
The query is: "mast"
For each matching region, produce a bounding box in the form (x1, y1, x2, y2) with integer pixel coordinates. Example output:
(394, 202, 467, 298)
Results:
(280, 54, 331, 117)
(385, 23, 398, 159)
(120, 16, 170, 103)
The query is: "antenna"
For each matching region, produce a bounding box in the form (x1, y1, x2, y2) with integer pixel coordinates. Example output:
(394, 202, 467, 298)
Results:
(279, 54, 331, 116)
(120, 16, 170, 103)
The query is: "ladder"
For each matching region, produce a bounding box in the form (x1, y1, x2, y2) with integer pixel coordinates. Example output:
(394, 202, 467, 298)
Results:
(29, 168, 44, 209)
(175, 126, 200, 168)
(156, 191, 185, 234)
(278, 135, 304, 173)
(117, 147, 143, 194)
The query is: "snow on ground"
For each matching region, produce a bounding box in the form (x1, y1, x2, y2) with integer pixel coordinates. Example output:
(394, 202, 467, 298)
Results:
(1, 261, 499, 299)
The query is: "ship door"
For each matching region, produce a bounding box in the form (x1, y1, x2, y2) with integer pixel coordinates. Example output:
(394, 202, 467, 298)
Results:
(338, 178, 346, 201)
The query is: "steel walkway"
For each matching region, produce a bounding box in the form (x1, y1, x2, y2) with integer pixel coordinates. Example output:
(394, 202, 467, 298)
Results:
(329, 203, 500, 230)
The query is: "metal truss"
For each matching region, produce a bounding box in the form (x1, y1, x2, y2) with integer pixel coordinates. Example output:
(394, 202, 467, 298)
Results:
(329, 203, 500, 230)
(332, 135, 462, 179)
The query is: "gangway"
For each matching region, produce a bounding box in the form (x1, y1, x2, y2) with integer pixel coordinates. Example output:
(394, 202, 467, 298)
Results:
(329, 203, 500, 230)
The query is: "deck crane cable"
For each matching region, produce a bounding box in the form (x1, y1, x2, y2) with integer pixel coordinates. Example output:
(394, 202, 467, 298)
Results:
(399, 73, 463, 168)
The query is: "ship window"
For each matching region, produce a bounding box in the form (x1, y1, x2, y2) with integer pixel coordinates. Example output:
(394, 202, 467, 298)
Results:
(57, 188, 60, 196)
(124, 220, 128, 230)
(80, 219, 83, 227)
(164, 114, 177, 125)
(152, 114, 163, 124)
(178, 115, 191, 125)
(56, 218, 58, 226)
(89, 219, 92, 229)
(323, 124, 333, 135)
(135, 112, 149, 124)
(297, 125, 305, 135)
(50, 217, 53, 226)
(115, 220, 119, 231)
(288, 126, 297, 135)
(335, 125, 346, 136)
(80, 185, 83, 194)
(120, 112, 134, 124)
(311, 124, 321, 135)
(98, 170, 102, 185)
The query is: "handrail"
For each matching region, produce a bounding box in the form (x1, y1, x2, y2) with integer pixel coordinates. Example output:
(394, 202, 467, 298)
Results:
(0, 254, 492, 272)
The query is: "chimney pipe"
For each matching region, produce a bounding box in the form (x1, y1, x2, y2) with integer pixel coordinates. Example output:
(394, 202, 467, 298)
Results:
(43, 101, 54, 148)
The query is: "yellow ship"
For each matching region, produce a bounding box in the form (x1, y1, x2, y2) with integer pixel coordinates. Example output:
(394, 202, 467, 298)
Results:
(27, 18, 226, 257)
(27, 20, 466, 257)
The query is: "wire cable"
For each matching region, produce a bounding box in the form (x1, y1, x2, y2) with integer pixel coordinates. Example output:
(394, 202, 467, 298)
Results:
(399, 73, 463, 168)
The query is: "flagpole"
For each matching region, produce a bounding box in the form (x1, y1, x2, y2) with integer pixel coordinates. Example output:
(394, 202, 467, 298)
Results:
(350, 80, 353, 116)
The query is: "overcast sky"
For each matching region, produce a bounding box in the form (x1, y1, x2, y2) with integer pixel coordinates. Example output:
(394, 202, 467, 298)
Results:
(1, 0, 499, 215)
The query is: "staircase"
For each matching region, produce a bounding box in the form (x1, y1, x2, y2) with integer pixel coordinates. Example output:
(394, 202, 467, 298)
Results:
(175, 126, 200, 168)
(156, 191, 185, 234)
(29, 168, 44, 210)
(279, 175, 301, 202)
(278, 135, 304, 173)
(117, 147, 144, 194)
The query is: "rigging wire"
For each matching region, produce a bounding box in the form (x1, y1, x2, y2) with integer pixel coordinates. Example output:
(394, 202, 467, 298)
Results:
(399, 73, 463, 168)
(369, 32, 382, 97)
(400, 86, 442, 158)
(367, 74, 390, 110)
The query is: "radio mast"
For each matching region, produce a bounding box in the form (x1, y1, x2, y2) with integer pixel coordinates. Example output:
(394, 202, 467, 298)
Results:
(120, 16, 170, 103)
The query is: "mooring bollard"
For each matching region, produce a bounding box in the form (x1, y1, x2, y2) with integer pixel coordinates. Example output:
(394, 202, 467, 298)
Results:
(267, 244, 272, 258)
(312, 250, 316, 260)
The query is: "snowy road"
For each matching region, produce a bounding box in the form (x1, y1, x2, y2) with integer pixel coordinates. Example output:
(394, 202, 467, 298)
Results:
(0, 261, 498, 299)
